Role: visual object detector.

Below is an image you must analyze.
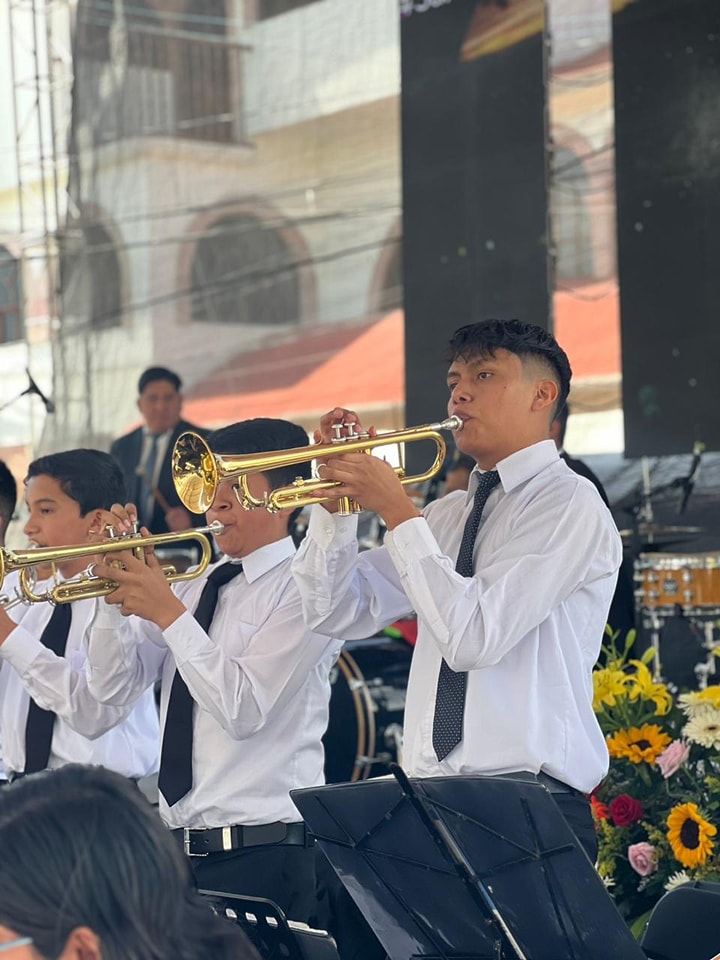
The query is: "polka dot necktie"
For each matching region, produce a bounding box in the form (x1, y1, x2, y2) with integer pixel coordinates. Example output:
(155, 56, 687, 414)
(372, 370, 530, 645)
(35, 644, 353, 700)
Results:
(432, 469, 500, 762)
(158, 561, 244, 807)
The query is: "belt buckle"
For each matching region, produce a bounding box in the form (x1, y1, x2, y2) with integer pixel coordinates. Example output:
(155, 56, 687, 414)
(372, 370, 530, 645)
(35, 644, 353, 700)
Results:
(183, 828, 209, 858)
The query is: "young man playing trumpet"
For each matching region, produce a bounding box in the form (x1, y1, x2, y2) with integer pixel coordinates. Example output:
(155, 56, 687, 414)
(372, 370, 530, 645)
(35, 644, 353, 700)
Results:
(0, 450, 159, 781)
(86, 419, 342, 923)
(292, 319, 622, 956)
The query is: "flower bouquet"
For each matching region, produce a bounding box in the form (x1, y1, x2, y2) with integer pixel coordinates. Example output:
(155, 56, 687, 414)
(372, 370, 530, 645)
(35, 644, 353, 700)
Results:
(592, 630, 720, 934)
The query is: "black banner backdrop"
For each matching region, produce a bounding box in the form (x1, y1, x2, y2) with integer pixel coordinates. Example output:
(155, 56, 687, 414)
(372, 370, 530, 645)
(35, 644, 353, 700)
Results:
(614, 0, 720, 457)
(401, 0, 549, 470)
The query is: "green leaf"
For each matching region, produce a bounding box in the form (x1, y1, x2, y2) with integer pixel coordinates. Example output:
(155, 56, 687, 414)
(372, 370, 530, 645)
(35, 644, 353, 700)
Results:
(629, 908, 653, 940)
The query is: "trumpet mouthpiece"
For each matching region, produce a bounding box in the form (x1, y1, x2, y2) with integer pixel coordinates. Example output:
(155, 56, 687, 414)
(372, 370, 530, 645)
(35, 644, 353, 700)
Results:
(205, 521, 225, 535)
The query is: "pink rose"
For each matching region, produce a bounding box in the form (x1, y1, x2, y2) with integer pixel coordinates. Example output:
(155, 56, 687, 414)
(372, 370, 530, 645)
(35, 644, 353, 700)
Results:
(656, 740, 690, 779)
(628, 842, 658, 877)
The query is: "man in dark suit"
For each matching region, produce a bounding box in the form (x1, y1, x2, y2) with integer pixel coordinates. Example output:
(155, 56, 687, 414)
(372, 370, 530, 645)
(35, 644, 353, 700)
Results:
(110, 367, 208, 541)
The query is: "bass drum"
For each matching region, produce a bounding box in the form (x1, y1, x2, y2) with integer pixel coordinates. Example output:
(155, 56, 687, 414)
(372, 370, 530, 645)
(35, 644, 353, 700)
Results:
(323, 633, 412, 784)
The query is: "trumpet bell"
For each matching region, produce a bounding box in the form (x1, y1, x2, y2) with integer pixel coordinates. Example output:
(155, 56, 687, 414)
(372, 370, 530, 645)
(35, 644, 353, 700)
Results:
(173, 432, 219, 514)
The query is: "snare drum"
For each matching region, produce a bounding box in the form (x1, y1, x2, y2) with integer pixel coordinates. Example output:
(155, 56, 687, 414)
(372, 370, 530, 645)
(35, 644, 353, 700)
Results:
(634, 553, 720, 616)
(323, 633, 412, 784)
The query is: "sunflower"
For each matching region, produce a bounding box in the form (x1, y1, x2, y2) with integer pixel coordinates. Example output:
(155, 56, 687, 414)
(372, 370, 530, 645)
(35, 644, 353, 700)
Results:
(626, 660, 673, 716)
(606, 724, 671, 764)
(682, 705, 720, 750)
(592, 666, 630, 711)
(678, 685, 720, 717)
(667, 802, 717, 868)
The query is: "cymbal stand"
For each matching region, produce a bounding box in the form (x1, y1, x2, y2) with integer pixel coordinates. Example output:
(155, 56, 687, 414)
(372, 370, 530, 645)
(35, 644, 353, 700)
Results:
(694, 620, 719, 690)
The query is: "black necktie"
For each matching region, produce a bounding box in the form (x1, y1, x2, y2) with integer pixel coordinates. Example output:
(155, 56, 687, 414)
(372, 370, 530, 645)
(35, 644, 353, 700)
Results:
(158, 562, 244, 807)
(24, 602, 72, 774)
(432, 470, 500, 762)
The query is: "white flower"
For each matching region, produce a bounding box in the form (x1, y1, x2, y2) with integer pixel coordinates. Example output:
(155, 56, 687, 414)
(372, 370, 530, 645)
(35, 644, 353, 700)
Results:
(682, 705, 720, 749)
(664, 870, 691, 892)
(601, 874, 615, 889)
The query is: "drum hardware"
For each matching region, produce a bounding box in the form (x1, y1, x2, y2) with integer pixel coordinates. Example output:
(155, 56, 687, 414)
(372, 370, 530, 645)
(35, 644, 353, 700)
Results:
(323, 635, 412, 785)
(694, 621, 720, 690)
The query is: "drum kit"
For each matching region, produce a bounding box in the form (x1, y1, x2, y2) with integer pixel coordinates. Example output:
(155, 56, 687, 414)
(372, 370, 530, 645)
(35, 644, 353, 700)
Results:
(622, 449, 720, 689)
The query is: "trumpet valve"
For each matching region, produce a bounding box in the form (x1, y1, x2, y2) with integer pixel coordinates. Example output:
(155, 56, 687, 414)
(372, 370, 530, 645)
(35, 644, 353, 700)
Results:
(330, 421, 370, 443)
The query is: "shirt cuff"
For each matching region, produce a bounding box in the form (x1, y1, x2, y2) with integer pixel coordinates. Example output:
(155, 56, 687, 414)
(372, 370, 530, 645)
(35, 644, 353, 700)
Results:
(0, 625, 46, 673)
(384, 515, 442, 578)
(306, 503, 358, 548)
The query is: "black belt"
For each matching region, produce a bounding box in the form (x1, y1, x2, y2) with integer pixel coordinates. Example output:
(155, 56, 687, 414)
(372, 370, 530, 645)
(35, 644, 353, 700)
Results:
(537, 772, 584, 796)
(173, 821, 309, 857)
(500, 770, 584, 797)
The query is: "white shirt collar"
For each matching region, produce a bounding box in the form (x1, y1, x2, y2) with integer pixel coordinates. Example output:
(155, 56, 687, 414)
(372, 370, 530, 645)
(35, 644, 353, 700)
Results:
(222, 535, 296, 585)
(466, 439, 560, 503)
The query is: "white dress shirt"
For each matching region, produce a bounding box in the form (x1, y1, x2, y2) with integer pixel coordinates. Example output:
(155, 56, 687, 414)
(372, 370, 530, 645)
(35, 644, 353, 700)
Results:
(0, 579, 160, 779)
(292, 440, 622, 793)
(86, 536, 343, 829)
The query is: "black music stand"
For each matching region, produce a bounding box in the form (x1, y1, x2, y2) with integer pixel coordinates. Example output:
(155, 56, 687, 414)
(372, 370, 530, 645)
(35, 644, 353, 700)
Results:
(292, 770, 648, 960)
(200, 890, 340, 960)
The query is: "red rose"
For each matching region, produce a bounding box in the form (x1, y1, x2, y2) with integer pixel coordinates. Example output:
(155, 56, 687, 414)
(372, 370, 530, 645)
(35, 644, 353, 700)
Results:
(609, 794, 644, 827)
(590, 795, 610, 821)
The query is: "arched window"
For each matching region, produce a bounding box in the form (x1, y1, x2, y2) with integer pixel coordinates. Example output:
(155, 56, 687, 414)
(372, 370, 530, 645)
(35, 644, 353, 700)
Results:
(551, 147, 594, 281)
(0, 246, 23, 344)
(61, 222, 122, 330)
(190, 214, 300, 326)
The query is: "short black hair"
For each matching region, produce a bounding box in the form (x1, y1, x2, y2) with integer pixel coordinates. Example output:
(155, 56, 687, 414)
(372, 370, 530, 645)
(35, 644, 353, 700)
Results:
(208, 419, 311, 532)
(209, 419, 311, 488)
(448, 319, 572, 414)
(138, 366, 182, 395)
(26, 450, 126, 515)
(0, 460, 17, 528)
(0, 765, 258, 960)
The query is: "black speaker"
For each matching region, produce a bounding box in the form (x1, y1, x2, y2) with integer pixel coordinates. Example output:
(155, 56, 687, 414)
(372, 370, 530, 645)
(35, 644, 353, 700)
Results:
(400, 2, 550, 473)
(613, 0, 720, 457)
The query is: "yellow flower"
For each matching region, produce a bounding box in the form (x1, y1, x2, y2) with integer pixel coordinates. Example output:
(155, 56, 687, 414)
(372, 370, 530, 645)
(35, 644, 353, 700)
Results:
(607, 724, 671, 764)
(625, 660, 673, 716)
(593, 666, 629, 711)
(667, 803, 717, 868)
(678, 686, 720, 717)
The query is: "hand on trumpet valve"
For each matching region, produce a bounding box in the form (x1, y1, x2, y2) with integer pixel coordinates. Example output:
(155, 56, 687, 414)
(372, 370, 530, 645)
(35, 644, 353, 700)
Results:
(96, 547, 185, 628)
(315, 407, 375, 445)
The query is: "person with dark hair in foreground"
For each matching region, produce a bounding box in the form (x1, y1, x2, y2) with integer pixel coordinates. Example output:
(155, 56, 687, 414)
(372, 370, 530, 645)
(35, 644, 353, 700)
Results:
(292, 319, 622, 958)
(0, 764, 258, 960)
(87, 419, 342, 922)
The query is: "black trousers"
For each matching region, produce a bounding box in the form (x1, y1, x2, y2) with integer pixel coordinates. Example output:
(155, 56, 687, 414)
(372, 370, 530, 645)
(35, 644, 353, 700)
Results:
(315, 791, 598, 960)
(187, 844, 317, 924)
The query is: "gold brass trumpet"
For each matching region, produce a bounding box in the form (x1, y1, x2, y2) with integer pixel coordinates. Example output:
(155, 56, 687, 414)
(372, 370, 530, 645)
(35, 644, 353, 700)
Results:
(0, 522, 223, 604)
(172, 416, 463, 516)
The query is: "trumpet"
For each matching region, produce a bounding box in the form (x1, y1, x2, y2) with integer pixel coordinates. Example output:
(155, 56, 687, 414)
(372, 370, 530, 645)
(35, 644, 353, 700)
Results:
(172, 416, 463, 516)
(0, 522, 224, 604)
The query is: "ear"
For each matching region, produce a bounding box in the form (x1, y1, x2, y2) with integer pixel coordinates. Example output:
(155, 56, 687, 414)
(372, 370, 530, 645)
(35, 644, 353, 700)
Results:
(58, 926, 103, 960)
(531, 379, 559, 413)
